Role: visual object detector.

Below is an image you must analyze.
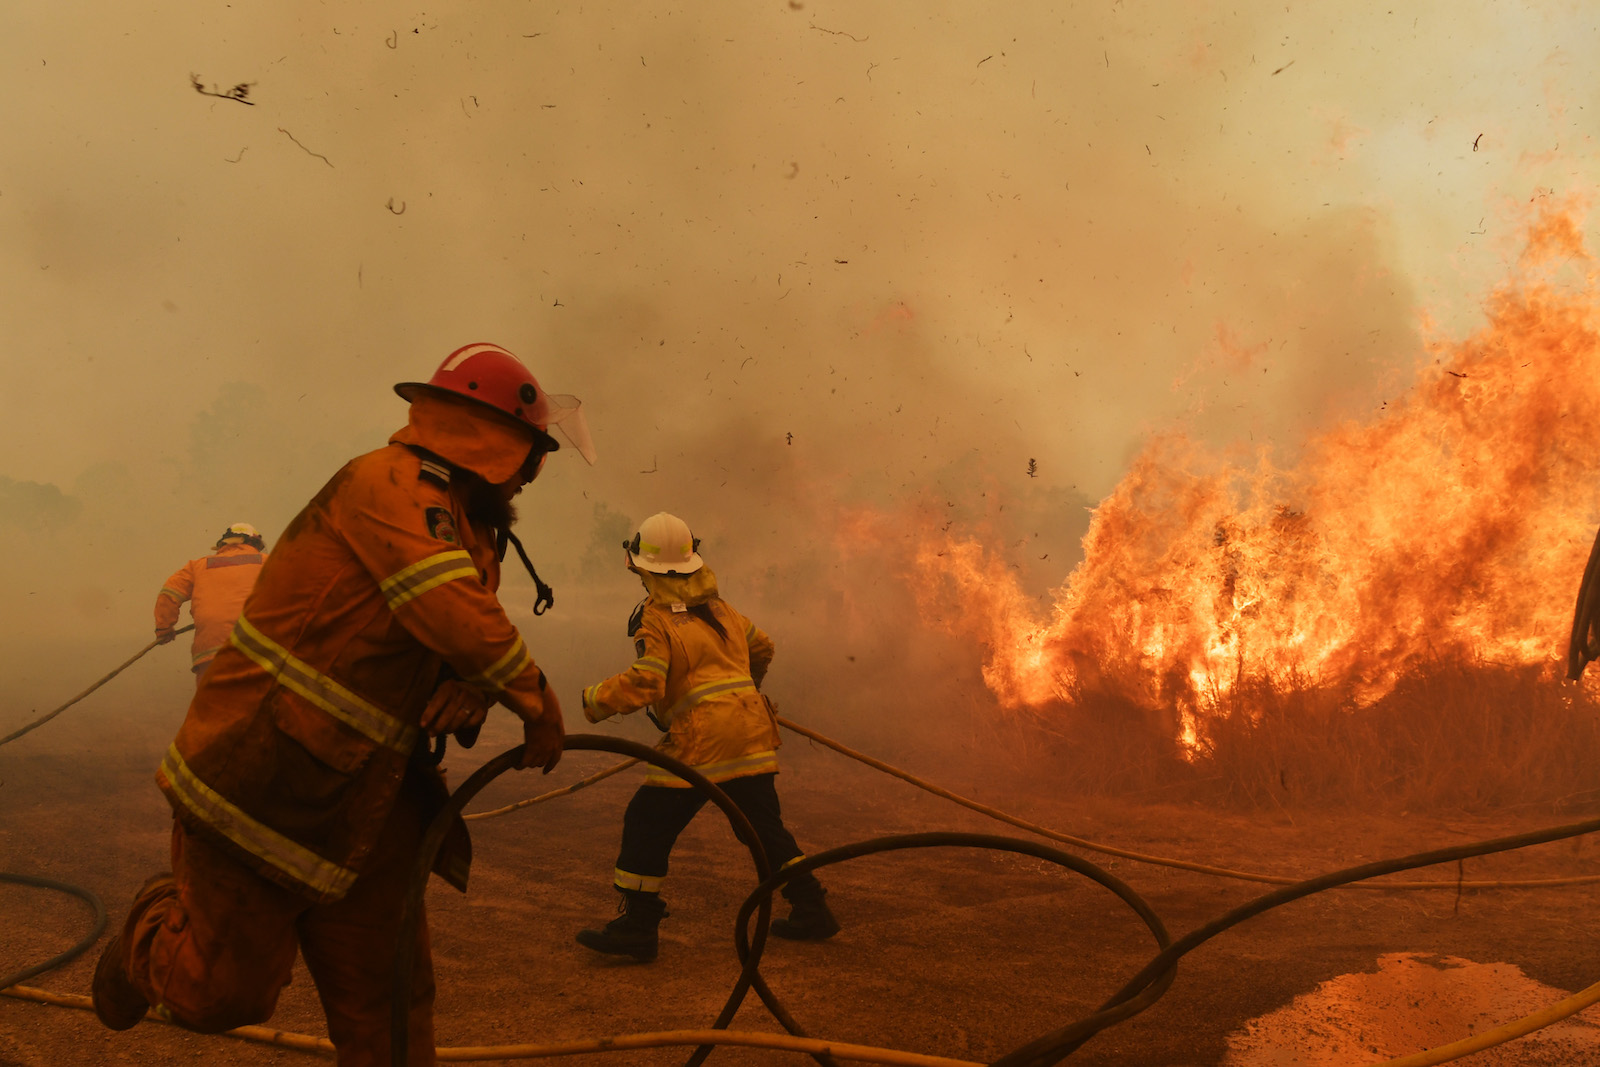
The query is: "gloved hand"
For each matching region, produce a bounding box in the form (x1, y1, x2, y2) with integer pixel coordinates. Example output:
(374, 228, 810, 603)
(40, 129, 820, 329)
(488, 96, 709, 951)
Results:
(419, 678, 490, 737)
(580, 683, 611, 723)
(518, 689, 565, 773)
(155, 628, 176, 645)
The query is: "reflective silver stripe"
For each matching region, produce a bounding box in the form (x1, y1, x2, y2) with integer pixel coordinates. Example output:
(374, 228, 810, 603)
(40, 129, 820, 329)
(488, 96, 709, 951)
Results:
(644, 749, 778, 786)
(206, 553, 264, 569)
(159, 587, 186, 601)
(230, 617, 417, 754)
(161, 744, 356, 898)
(471, 637, 530, 692)
(378, 550, 478, 610)
(612, 867, 664, 893)
(632, 656, 668, 677)
(667, 676, 756, 721)
(420, 459, 451, 483)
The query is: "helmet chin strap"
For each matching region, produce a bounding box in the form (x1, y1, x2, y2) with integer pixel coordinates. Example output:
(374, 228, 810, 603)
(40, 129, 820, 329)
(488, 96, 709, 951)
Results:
(497, 528, 555, 615)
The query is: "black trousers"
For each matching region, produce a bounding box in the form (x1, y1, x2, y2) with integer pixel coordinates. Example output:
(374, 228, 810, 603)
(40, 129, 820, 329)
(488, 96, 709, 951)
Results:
(613, 772, 821, 898)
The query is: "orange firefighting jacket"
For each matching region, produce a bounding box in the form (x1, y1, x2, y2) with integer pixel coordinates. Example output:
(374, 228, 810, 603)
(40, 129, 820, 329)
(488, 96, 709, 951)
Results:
(155, 542, 268, 673)
(581, 566, 779, 787)
(157, 392, 558, 903)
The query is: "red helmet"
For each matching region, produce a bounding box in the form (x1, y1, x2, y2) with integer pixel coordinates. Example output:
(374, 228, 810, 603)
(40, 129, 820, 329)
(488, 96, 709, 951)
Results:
(395, 343, 558, 451)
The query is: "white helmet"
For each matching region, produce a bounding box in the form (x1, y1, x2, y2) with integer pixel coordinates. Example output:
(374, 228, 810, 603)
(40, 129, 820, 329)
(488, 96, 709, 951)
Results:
(625, 512, 703, 574)
(216, 522, 265, 549)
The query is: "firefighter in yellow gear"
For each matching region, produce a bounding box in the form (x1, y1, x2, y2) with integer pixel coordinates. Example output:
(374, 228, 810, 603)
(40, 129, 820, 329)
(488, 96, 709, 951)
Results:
(154, 523, 268, 681)
(577, 512, 838, 961)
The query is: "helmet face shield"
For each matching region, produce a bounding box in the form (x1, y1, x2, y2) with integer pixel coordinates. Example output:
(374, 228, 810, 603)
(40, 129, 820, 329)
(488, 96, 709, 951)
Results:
(542, 394, 596, 465)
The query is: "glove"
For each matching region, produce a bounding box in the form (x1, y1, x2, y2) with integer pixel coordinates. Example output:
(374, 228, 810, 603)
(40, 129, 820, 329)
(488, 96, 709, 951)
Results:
(155, 628, 177, 645)
(419, 679, 490, 737)
(518, 687, 565, 773)
(580, 683, 611, 723)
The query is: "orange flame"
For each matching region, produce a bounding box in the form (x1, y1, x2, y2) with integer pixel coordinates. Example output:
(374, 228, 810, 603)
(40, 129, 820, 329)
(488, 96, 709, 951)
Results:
(920, 200, 1600, 734)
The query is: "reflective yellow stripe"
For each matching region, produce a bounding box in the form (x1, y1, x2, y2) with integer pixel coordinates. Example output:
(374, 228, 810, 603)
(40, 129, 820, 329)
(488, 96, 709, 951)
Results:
(632, 656, 668, 677)
(667, 676, 756, 721)
(745, 622, 756, 641)
(613, 867, 664, 893)
(230, 617, 417, 754)
(161, 745, 356, 898)
(644, 749, 779, 786)
(471, 637, 530, 692)
(159, 587, 186, 602)
(378, 550, 478, 610)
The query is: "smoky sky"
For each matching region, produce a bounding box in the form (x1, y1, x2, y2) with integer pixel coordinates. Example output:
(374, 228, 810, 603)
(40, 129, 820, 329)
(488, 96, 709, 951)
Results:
(2, 1, 1598, 721)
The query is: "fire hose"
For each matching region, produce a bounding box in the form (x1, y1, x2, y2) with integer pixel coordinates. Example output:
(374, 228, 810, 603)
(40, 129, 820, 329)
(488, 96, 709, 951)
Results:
(7, 659, 1600, 1062)
(383, 737, 1600, 1067)
(0, 624, 193, 748)
(8, 788, 1600, 1066)
(390, 736, 1176, 1067)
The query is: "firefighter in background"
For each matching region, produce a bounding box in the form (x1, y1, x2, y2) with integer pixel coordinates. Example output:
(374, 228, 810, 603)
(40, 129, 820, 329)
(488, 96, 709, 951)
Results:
(576, 512, 839, 962)
(92, 342, 595, 1067)
(154, 522, 268, 681)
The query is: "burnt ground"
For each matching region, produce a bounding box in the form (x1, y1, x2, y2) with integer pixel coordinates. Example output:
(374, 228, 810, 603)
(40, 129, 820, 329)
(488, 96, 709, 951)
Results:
(4, 705, 1600, 1067)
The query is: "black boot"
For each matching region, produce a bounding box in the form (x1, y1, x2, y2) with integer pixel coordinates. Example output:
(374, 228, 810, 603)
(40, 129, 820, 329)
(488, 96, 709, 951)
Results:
(576, 889, 667, 961)
(770, 882, 839, 941)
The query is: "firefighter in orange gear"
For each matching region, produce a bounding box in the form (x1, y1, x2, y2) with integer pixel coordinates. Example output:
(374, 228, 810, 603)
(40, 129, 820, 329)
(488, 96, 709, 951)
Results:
(92, 342, 596, 1066)
(154, 522, 268, 680)
(575, 512, 839, 961)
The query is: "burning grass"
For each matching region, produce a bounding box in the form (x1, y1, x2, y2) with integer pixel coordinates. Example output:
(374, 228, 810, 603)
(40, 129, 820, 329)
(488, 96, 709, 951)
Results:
(985, 666, 1600, 813)
(1197, 663, 1600, 811)
(880, 198, 1600, 812)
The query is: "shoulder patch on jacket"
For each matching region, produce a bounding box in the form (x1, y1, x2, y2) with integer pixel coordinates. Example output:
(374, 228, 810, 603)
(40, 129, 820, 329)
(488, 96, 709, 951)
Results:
(419, 459, 451, 486)
(634, 637, 647, 658)
(626, 598, 647, 637)
(425, 507, 459, 545)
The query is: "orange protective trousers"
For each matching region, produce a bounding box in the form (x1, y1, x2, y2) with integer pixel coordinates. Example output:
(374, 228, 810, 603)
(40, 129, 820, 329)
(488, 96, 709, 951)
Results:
(119, 778, 436, 1066)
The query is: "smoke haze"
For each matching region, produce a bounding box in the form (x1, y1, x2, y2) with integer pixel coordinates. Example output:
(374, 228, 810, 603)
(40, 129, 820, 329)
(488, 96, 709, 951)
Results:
(3, 1, 1599, 760)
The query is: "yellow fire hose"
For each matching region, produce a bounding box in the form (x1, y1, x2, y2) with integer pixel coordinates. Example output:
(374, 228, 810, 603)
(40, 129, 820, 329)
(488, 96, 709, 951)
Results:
(463, 758, 640, 821)
(0, 985, 982, 1066)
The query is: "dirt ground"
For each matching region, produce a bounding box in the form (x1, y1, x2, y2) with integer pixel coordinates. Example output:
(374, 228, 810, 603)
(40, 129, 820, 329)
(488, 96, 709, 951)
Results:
(5, 701, 1600, 1067)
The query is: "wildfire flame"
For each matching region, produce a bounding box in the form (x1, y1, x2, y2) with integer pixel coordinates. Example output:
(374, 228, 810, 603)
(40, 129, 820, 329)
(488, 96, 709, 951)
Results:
(918, 200, 1600, 739)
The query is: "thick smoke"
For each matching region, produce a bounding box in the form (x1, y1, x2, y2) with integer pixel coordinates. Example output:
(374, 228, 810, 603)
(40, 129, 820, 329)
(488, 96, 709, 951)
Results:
(2, 2, 1599, 772)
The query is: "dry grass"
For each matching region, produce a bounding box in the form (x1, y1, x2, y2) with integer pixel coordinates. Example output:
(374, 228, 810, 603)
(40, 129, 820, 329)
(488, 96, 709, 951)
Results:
(997, 665, 1600, 814)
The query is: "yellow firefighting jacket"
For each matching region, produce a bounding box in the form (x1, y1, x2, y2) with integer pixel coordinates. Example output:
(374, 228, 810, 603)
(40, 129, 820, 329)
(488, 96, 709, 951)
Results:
(155, 542, 268, 673)
(582, 567, 779, 787)
(157, 392, 558, 903)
